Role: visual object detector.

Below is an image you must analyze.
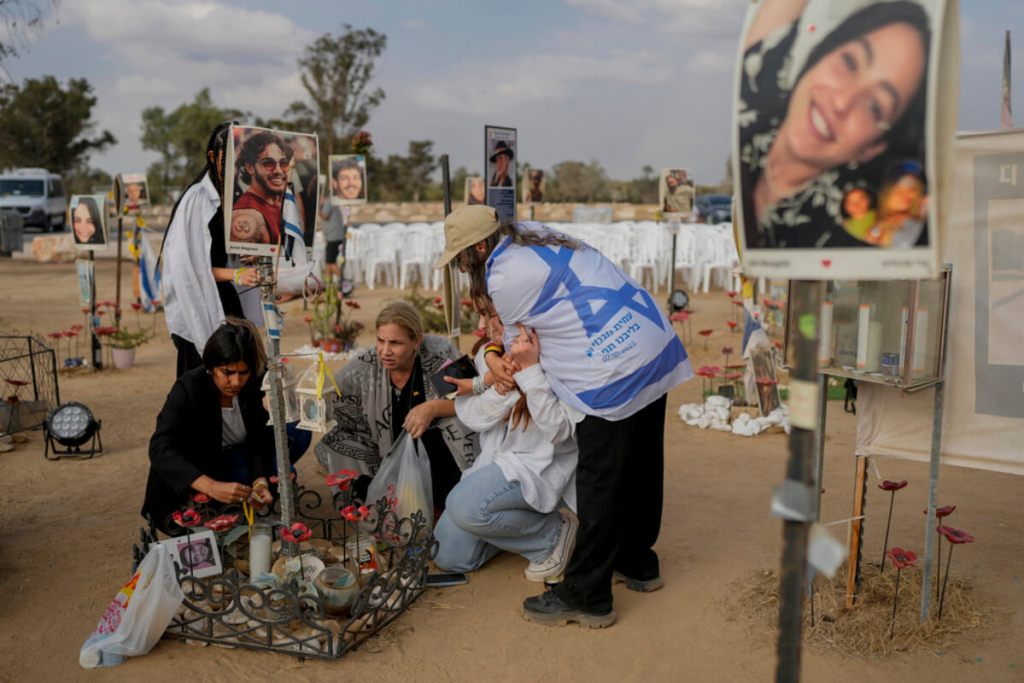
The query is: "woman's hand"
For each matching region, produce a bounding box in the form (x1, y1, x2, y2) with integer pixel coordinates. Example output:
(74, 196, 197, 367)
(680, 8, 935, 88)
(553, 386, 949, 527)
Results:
(193, 476, 253, 505)
(444, 375, 476, 397)
(250, 478, 273, 507)
(484, 350, 516, 394)
(404, 402, 436, 438)
(509, 323, 540, 369)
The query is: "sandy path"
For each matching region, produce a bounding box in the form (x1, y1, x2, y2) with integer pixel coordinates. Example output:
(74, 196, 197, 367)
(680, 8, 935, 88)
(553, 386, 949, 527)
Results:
(0, 257, 1020, 682)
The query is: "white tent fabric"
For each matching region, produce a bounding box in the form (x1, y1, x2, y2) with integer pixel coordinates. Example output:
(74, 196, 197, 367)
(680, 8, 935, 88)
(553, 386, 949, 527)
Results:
(855, 130, 1024, 476)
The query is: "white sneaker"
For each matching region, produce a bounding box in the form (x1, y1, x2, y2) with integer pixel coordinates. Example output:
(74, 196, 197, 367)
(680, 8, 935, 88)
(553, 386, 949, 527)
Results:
(524, 512, 578, 582)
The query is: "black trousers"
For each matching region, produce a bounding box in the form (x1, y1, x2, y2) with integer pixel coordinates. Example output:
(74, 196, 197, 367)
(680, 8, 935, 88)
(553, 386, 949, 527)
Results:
(554, 394, 666, 613)
(173, 334, 203, 378)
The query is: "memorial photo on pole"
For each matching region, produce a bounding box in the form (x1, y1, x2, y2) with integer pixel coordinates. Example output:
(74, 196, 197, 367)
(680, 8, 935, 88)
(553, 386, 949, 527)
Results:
(660, 168, 695, 218)
(117, 172, 149, 212)
(733, 0, 954, 279)
(224, 125, 318, 256)
(465, 176, 485, 205)
(70, 194, 108, 251)
(328, 154, 367, 207)
(484, 125, 517, 221)
(523, 169, 545, 203)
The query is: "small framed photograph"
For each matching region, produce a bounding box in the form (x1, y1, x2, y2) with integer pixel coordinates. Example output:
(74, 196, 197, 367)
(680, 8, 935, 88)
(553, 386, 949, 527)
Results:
(660, 168, 695, 218)
(522, 169, 545, 203)
(116, 172, 150, 212)
(329, 154, 367, 206)
(465, 176, 485, 205)
(69, 194, 108, 251)
(149, 529, 223, 579)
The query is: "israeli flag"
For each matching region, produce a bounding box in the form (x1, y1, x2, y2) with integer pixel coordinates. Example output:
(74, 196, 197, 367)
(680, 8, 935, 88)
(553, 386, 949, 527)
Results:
(282, 188, 304, 261)
(137, 229, 162, 312)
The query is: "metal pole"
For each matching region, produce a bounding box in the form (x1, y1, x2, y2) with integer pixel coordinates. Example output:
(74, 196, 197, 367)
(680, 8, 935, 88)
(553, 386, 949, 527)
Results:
(439, 154, 460, 350)
(775, 280, 823, 683)
(115, 215, 124, 329)
(811, 372, 828, 520)
(258, 256, 295, 549)
(89, 251, 102, 369)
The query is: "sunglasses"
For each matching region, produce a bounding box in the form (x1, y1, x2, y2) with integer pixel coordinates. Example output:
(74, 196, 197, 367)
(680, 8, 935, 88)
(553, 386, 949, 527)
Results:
(257, 157, 291, 172)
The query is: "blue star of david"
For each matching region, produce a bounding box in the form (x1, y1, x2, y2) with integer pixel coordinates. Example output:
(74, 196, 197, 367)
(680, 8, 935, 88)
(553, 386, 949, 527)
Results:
(526, 246, 665, 336)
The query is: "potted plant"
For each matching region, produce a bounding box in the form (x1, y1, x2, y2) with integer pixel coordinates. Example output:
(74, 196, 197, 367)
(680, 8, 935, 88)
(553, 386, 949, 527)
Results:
(309, 276, 364, 353)
(104, 327, 150, 369)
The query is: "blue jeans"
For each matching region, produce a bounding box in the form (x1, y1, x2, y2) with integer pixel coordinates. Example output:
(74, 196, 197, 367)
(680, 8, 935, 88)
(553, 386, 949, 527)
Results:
(434, 463, 563, 572)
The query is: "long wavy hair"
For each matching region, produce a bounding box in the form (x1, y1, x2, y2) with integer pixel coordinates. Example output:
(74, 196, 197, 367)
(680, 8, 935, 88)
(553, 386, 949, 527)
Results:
(467, 220, 582, 304)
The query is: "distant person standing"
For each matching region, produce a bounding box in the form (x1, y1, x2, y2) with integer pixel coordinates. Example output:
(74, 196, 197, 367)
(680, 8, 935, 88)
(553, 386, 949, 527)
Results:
(318, 195, 346, 279)
(526, 170, 544, 202)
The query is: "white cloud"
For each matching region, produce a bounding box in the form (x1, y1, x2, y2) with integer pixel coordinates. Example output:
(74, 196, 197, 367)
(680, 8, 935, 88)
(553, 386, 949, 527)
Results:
(686, 49, 735, 74)
(411, 50, 673, 115)
(568, 0, 747, 35)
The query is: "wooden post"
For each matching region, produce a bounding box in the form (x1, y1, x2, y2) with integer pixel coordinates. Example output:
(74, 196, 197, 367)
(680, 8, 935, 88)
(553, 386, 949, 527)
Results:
(845, 455, 869, 608)
(114, 214, 124, 329)
(440, 154, 460, 351)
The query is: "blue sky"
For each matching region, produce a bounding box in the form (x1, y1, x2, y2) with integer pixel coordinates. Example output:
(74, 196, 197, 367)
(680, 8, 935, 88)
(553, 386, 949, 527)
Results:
(4, 0, 1023, 184)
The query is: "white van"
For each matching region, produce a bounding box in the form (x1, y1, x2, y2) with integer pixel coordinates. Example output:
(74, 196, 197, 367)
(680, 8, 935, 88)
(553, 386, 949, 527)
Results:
(0, 168, 67, 231)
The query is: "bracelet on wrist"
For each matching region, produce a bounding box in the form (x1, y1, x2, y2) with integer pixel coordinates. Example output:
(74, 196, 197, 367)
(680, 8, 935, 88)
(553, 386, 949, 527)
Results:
(233, 268, 243, 285)
(472, 374, 487, 395)
(484, 344, 502, 356)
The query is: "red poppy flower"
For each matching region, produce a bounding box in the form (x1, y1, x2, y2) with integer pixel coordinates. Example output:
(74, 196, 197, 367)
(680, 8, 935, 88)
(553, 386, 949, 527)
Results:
(325, 468, 359, 491)
(669, 311, 688, 322)
(47, 332, 61, 340)
(887, 547, 917, 570)
(460, 298, 473, 307)
(341, 504, 370, 522)
(878, 480, 908, 492)
(726, 290, 738, 299)
(4, 379, 29, 387)
(151, 299, 160, 306)
(923, 505, 956, 518)
(698, 329, 713, 337)
(344, 300, 361, 309)
(130, 302, 142, 311)
(433, 295, 443, 306)
(172, 509, 202, 529)
(732, 300, 744, 307)
(696, 365, 722, 378)
(756, 376, 777, 386)
(773, 340, 784, 350)
(65, 330, 78, 337)
(80, 307, 90, 314)
(281, 522, 313, 543)
(937, 526, 975, 545)
(205, 514, 240, 532)
(724, 372, 743, 381)
(303, 314, 313, 324)
(71, 324, 84, 331)
(721, 346, 734, 355)
(726, 321, 738, 330)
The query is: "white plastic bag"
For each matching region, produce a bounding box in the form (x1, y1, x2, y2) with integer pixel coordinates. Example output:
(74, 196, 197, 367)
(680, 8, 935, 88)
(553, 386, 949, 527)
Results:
(79, 546, 184, 668)
(367, 431, 433, 529)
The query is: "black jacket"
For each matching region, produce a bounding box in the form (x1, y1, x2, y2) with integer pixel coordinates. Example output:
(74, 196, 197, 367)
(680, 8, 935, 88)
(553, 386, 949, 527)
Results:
(142, 366, 273, 531)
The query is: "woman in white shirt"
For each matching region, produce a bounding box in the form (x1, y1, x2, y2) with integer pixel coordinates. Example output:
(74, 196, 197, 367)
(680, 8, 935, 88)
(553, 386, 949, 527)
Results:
(434, 303, 580, 582)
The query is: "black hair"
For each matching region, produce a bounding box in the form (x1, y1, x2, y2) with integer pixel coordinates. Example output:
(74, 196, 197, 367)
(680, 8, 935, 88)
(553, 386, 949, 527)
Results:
(157, 121, 235, 268)
(73, 196, 104, 244)
(797, 1, 931, 162)
(236, 131, 291, 186)
(331, 157, 361, 179)
(202, 317, 266, 377)
(839, 186, 877, 219)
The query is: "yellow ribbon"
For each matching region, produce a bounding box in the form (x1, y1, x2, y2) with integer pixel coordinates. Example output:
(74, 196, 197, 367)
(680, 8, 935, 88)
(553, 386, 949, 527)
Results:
(314, 351, 342, 400)
(242, 500, 254, 539)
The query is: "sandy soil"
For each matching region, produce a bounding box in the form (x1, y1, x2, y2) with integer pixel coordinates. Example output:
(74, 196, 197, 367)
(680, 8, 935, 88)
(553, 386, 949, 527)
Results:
(0, 256, 1021, 682)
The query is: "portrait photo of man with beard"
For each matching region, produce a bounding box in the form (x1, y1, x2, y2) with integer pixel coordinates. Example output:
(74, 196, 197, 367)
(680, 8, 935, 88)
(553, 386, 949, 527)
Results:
(225, 126, 293, 254)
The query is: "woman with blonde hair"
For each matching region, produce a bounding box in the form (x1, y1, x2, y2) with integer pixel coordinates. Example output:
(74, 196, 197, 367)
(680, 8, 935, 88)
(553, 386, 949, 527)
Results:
(315, 300, 477, 510)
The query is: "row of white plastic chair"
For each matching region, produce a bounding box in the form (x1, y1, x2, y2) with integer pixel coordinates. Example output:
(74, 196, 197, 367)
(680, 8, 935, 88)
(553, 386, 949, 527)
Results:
(343, 221, 739, 293)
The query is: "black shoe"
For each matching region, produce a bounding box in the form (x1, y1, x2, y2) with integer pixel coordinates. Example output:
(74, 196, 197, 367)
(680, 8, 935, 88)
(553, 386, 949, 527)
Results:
(521, 590, 616, 628)
(613, 571, 664, 593)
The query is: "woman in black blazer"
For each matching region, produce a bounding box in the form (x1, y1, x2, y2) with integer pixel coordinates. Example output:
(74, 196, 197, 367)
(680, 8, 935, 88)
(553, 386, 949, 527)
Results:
(143, 319, 276, 534)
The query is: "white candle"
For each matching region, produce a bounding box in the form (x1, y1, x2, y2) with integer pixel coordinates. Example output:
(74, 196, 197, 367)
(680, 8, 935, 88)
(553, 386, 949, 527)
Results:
(818, 301, 833, 367)
(249, 524, 272, 577)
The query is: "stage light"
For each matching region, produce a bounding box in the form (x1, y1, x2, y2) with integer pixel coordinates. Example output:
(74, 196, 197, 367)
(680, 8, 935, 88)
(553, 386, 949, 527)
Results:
(43, 401, 102, 459)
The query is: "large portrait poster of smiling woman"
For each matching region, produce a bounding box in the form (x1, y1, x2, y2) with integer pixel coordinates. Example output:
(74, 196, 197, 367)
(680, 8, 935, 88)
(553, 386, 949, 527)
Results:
(733, 0, 958, 279)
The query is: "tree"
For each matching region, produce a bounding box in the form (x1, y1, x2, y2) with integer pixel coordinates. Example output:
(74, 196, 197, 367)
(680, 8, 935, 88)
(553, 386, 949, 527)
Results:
(547, 160, 609, 202)
(140, 88, 245, 201)
(286, 25, 386, 163)
(65, 164, 111, 195)
(0, 76, 115, 174)
(0, 0, 58, 62)
(402, 140, 435, 202)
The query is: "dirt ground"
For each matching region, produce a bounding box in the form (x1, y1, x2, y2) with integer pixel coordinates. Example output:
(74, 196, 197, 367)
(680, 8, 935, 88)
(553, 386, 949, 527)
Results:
(0, 256, 1021, 682)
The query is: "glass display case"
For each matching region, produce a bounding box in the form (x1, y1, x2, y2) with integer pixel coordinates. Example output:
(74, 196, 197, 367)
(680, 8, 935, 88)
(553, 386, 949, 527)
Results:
(785, 266, 951, 390)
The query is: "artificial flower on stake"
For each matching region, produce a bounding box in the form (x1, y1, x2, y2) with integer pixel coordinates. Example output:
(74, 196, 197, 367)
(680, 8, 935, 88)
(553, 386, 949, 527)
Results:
(726, 320, 738, 332)
(721, 346, 734, 367)
(936, 525, 975, 619)
(699, 329, 713, 350)
(886, 547, 917, 638)
(923, 505, 956, 600)
(205, 514, 240, 533)
(281, 521, 314, 582)
(341, 504, 370, 582)
(878, 480, 908, 572)
(326, 469, 359, 493)
(696, 365, 721, 397)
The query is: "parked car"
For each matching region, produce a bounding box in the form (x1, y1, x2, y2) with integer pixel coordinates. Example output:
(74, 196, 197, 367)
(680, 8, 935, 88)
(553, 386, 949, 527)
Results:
(695, 194, 732, 225)
(0, 168, 67, 231)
